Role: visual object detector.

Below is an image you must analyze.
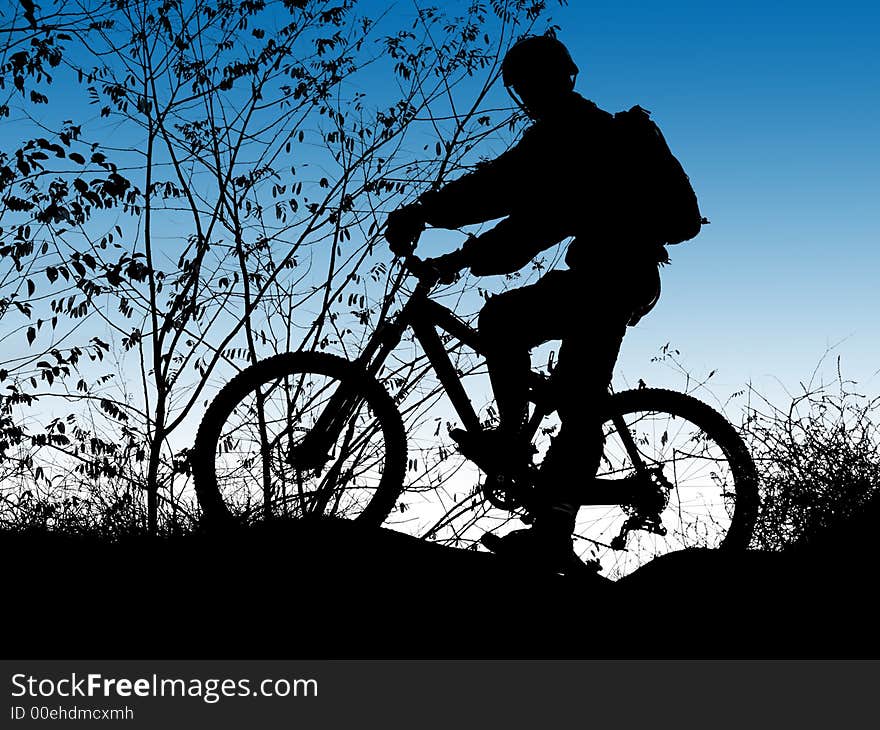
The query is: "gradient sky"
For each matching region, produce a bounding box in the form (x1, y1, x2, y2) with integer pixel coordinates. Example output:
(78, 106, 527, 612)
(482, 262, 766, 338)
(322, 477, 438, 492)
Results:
(540, 0, 879, 409)
(10, 0, 878, 421)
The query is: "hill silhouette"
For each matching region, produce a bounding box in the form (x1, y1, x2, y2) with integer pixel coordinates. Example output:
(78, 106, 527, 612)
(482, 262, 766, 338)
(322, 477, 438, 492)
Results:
(4, 503, 878, 658)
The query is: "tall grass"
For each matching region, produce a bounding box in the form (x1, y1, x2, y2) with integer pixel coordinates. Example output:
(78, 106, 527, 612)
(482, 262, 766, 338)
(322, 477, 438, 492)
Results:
(744, 365, 880, 551)
(4, 356, 880, 552)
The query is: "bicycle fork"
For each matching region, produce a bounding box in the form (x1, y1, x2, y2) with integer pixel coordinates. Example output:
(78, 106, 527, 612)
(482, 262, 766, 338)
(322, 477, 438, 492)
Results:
(283, 314, 407, 494)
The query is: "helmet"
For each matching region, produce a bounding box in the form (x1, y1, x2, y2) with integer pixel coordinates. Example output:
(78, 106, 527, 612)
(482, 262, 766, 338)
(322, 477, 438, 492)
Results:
(501, 35, 579, 88)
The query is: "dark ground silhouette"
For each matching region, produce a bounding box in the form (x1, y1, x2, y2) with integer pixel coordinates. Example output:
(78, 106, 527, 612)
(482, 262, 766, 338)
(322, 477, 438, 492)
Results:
(4, 500, 877, 658)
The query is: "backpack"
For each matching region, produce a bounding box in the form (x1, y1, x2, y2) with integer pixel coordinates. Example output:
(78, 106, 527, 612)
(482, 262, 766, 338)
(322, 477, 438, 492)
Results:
(613, 105, 704, 246)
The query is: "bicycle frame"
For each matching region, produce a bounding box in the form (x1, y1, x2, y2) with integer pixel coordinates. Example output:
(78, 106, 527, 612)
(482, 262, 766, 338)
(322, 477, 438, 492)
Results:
(300, 263, 653, 509)
(360, 280, 485, 433)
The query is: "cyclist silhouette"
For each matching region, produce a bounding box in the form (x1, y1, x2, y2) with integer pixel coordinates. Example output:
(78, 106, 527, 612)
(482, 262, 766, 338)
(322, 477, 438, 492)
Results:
(384, 35, 666, 570)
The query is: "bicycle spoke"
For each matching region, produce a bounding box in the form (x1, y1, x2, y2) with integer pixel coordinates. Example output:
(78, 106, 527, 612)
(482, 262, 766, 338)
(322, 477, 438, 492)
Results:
(573, 392, 753, 580)
(209, 364, 393, 524)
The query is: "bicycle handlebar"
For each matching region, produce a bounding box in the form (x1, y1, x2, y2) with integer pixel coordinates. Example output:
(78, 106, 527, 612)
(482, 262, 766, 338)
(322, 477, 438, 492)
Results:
(400, 253, 442, 288)
(392, 230, 450, 288)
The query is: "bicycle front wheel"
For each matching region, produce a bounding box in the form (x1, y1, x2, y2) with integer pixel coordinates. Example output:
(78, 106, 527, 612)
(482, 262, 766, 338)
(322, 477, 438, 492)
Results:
(192, 352, 407, 527)
(575, 388, 759, 580)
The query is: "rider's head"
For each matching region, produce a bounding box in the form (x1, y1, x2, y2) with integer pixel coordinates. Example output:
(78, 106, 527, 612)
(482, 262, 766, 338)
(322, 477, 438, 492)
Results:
(502, 35, 578, 119)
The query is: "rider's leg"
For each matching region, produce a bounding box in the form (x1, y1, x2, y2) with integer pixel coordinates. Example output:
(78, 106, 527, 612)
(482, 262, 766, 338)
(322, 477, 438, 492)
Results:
(481, 318, 628, 568)
(534, 316, 628, 537)
(534, 250, 662, 520)
(478, 271, 572, 442)
(481, 252, 663, 566)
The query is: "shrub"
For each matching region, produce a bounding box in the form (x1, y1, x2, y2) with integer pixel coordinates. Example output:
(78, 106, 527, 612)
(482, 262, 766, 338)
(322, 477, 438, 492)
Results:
(744, 370, 880, 551)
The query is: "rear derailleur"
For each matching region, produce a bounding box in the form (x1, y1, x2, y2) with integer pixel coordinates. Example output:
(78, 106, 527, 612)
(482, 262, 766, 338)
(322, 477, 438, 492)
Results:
(610, 468, 673, 550)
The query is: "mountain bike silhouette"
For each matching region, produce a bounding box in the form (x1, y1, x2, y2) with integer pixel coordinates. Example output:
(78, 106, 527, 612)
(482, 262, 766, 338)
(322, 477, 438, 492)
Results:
(192, 252, 758, 577)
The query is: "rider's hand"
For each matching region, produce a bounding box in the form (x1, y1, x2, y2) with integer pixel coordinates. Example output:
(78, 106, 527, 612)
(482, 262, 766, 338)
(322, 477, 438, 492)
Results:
(421, 251, 466, 285)
(384, 204, 426, 257)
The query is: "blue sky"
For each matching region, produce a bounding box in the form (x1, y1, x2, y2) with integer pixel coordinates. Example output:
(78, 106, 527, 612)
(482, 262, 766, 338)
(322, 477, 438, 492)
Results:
(10, 0, 878, 419)
(531, 0, 880, 407)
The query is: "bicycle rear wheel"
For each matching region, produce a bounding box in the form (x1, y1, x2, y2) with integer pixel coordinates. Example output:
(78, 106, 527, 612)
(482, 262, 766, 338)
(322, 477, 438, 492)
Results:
(192, 352, 407, 527)
(575, 388, 758, 580)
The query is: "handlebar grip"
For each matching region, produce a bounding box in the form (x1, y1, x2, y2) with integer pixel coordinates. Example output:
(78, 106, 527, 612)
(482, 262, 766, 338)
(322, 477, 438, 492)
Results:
(403, 254, 423, 271)
(391, 224, 423, 257)
(401, 254, 441, 287)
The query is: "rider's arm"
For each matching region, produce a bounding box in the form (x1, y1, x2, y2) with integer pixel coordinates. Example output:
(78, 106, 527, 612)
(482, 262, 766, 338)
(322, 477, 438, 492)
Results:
(425, 214, 569, 280)
(462, 215, 570, 276)
(416, 128, 539, 229)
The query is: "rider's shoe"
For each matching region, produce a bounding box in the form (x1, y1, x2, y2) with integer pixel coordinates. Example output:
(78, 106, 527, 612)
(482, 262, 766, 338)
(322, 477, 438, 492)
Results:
(482, 528, 608, 583)
(480, 526, 587, 576)
(481, 504, 607, 580)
